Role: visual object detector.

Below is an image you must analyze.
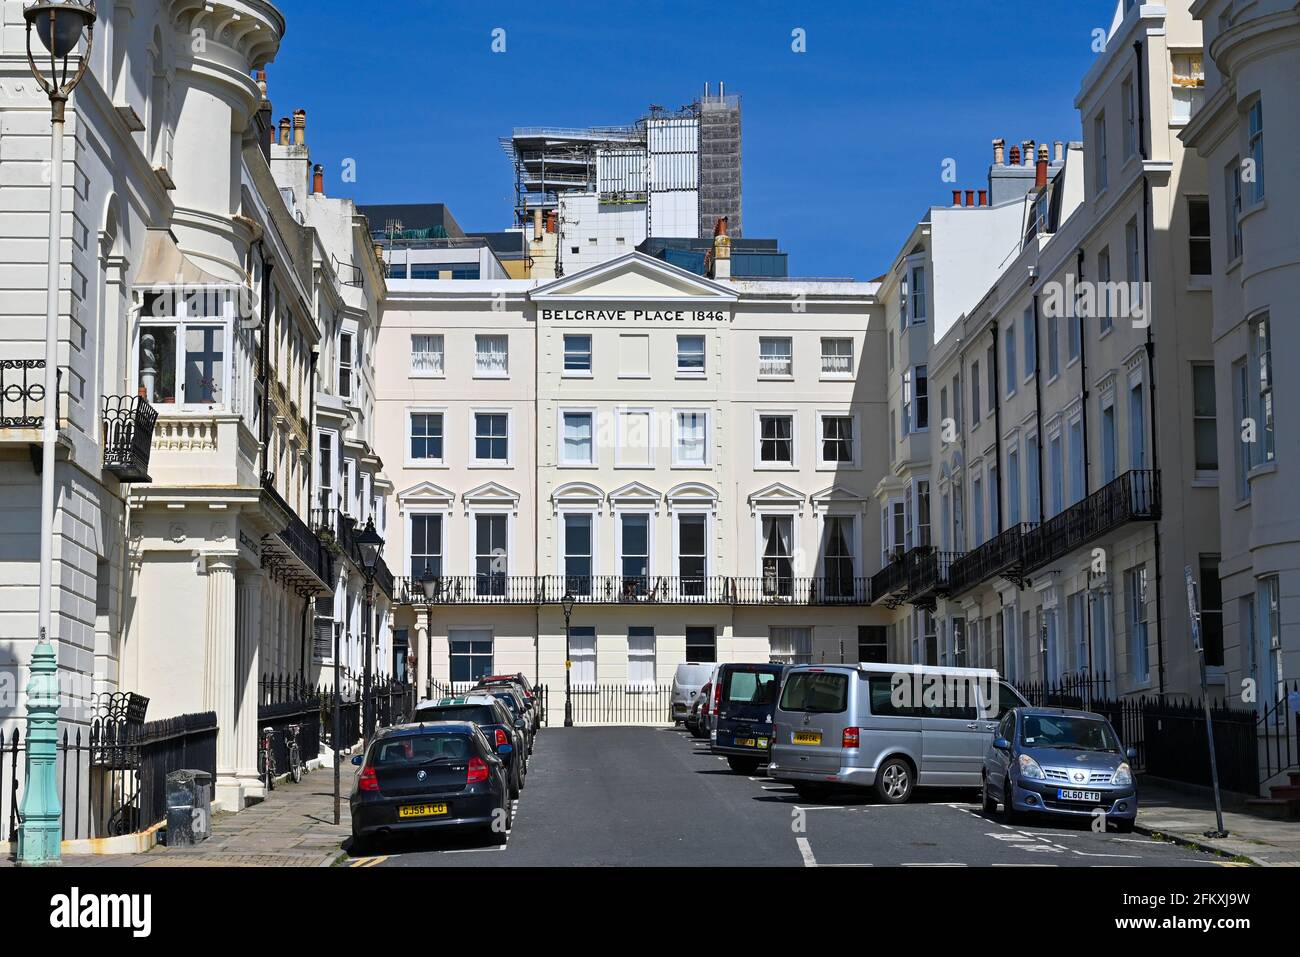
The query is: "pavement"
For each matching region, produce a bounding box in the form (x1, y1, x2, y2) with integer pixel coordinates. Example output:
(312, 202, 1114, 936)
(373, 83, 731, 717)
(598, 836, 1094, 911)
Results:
(10, 727, 1298, 867)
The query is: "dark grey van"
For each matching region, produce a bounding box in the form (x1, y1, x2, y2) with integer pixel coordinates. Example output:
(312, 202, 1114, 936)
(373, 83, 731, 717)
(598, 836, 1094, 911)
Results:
(710, 662, 789, 774)
(768, 663, 1028, 803)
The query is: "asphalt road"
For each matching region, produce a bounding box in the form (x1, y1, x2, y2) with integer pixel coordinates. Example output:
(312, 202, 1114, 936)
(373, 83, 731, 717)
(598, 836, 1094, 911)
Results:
(346, 726, 1231, 868)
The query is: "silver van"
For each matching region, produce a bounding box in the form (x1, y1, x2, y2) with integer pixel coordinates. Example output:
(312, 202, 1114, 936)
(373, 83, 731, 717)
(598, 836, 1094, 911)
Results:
(670, 662, 716, 724)
(768, 663, 1029, 804)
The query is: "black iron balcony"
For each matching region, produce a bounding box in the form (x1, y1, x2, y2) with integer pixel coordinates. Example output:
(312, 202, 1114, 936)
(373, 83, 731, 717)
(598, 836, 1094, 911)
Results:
(871, 551, 910, 603)
(947, 522, 1038, 597)
(871, 546, 959, 608)
(394, 574, 873, 606)
(101, 395, 158, 482)
(260, 475, 333, 594)
(310, 507, 394, 599)
(1022, 469, 1161, 573)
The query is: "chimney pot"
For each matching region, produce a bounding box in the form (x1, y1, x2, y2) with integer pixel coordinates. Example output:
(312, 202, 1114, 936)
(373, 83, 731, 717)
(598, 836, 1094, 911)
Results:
(1008, 145, 1021, 166)
(293, 109, 307, 147)
(992, 138, 1005, 166)
(1054, 140, 1064, 164)
(278, 117, 291, 147)
(312, 164, 324, 195)
(965, 189, 975, 207)
(1035, 145, 1049, 189)
(1023, 140, 1034, 167)
(952, 189, 962, 206)
(978, 189, 988, 207)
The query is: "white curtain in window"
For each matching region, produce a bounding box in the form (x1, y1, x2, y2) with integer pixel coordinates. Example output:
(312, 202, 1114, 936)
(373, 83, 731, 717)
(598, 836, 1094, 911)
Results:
(770, 627, 811, 664)
(563, 413, 593, 463)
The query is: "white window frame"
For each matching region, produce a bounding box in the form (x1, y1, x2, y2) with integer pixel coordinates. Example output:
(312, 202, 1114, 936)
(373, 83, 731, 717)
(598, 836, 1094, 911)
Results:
(627, 626, 657, 689)
(758, 337, 794, 379)
(819, 512, 859, 587)
(405, 407, 447, 468)
(614, 507, 656, 580)
(558, 407, 597, 467)
(676, 334, 706, 377)
(1093, 111, 1108, 193)
(474, 333, 509, 378)
(470, 408, 513, 468)
(556, 506, 599, 582)
(405, 509, 448, 578)
(562, 333, 593, 377)
(754, 510, 799, 588)
(672, 508, 713, 589)
(815, 411, 860, 470)
(134, 295, 236, 412)
(820, 337, 854, 379)
(569, 626, 597, 689)
(754, 410, 797, 470)
(1248, 311, 1274, 467)
(410, 333, 444, 378)
(672, 408, 711, 468)
(469, 507, 513, 583)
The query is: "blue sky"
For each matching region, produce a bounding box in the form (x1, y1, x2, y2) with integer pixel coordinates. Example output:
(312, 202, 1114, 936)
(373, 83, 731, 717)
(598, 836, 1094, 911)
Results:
(268, 1, 1107, 279)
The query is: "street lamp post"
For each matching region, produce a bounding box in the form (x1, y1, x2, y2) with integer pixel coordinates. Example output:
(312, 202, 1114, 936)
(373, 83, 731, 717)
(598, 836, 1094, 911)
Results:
(17, 0, 97, 869)
(355, 520, 384, 746)
(562, 592, 575, 727)
(419, 567, 438, 696)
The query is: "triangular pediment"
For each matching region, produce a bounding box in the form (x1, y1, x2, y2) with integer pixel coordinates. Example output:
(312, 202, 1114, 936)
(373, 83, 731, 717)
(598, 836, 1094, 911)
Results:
(532, 252, 739, 304)
(608, 481, 662, 503)
(462, 481, 520, 512)
(747, 482, 806, 513)
(398, 481, 455, 507)
(811, 485, 868, 505)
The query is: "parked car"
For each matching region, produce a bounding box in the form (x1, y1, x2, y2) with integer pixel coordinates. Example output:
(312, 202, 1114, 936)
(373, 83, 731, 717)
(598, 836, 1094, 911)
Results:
(711, 662, 789, 774)
(671, 662, 716, 725)
(768, 663, 1028, 803)
(473, 685, 534, 754)
(686, 683, 710, 737)
(701, 665, 723, 742)
(349, 722, 511, 852)
(477, 675, 542, 732)
(981, 707, 1137, 831)
(414, 695, 526, 797)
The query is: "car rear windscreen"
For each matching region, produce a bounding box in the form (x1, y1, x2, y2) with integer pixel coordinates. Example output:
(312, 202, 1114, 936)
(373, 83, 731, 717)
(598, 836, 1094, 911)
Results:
(415, 705, 497, 725)
(779, 672, 848, 713)
(724, 669, 780, 705)
(370, 733, 473, 767)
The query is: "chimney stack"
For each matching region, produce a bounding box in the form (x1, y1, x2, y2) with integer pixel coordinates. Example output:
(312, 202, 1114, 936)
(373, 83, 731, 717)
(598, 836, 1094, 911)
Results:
(1054, 140, 1064, 164)
(292, 109, 306, 147)
(992, 138, 1005, 166)
(313, 164, 324, 195)
(711, 216, 732, 279)
(278, 117, 291, 146)
(1035, 144, 1050, 189)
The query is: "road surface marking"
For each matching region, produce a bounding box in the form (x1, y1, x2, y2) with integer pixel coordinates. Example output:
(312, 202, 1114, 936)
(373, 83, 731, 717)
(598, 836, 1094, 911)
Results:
(796, 837, 818, 867)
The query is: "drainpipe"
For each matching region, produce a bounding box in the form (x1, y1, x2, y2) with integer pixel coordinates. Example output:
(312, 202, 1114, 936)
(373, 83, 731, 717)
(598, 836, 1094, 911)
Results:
(1076, 247, 1092, 498)
(991, 324, 1004, 535)
(1134, 37, 1166, 696)
(1031, 290, 1045, 526)
(259, 249, 274, 481)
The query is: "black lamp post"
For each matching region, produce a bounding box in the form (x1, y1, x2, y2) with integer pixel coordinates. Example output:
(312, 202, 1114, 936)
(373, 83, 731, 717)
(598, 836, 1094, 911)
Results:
(562, 592, 575, 727)
(355, 519, 384, 744)
(419, 566, 438, 695)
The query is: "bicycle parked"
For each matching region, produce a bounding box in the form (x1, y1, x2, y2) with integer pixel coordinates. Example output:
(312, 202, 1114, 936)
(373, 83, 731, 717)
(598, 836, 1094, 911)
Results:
(258, 725, 277, 792)
(284, 722, 305, 783)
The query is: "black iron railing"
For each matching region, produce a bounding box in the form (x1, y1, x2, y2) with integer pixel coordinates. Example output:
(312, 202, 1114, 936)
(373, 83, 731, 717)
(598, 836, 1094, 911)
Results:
(1, 359, 57, 430)
(948, 522, 1038, 597)
(1023, 469, 1160, 572)
(872, 547, 960, 606)
(260, 475, 332, 592)
(563, 683, 675, 725)
(310, 508, 394, 599)
(395, 574, 872, 606)
(101, 395, 159, 482)
(1, 711, 216, 841)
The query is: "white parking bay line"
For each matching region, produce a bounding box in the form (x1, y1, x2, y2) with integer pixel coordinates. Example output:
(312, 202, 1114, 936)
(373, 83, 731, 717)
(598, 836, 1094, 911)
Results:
(796, 837, 818, 867)
(902, 862, 968, 867)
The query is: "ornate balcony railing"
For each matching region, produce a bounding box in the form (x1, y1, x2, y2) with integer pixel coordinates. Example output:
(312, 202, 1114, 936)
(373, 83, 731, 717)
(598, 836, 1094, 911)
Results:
(259, 474, 332, 595)
(1022, 469, 1161, 573)
(394, 574, 873, 606)
(1, 359, 56, 432)
(310, 507, 394, 599)
(101, 395, 159, 482)
(947, 522, 1038, 597)
(871, 546, 960, 608)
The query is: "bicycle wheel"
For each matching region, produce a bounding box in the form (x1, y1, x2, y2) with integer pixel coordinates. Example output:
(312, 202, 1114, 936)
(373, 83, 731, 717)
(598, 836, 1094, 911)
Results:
(290, 747, 303, 783)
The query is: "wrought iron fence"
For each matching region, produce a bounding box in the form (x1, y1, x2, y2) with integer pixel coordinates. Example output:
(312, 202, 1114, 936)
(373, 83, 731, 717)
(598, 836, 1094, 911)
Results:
(0, 359, 54, 429)
(1258, 681, 1298, 788)
(562, 683, 674, 726)
(1, 711, 216, 842)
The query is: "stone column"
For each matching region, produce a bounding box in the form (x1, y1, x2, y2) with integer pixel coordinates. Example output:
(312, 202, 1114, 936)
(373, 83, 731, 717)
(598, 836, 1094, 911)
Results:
(202, 551, 240, 809)
(235, 569, 266, 797)
(414, 608, 430, 697)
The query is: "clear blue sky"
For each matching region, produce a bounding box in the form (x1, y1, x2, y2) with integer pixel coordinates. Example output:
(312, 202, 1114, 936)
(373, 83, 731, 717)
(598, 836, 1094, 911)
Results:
(268, 1, 1107, 279)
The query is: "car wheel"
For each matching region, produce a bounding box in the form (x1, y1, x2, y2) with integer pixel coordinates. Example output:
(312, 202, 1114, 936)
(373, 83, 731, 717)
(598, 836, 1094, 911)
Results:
(1114, 818, 1134, 834)
(509, 763, 521, 800)
(1001, 778, 1020, 824)
(874, 758, 914, 804)
(350, 833, 369, 856)
(981, 775, 997, 815)
(727, 757, 760, 775)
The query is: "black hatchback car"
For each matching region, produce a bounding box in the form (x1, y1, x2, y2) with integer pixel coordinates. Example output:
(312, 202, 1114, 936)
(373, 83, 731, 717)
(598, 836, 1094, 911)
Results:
(711, 662, 789, 774)
(349, 722, 511, 852)
(413, 695, 527, 797)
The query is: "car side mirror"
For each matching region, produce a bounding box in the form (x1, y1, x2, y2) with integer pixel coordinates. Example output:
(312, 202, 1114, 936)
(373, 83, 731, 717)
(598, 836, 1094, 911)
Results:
(350, 754, 364, 766)
(1126, 747, 1138, 760)
(514, 718, 525, 729)
(993, 737, 1011, 751)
